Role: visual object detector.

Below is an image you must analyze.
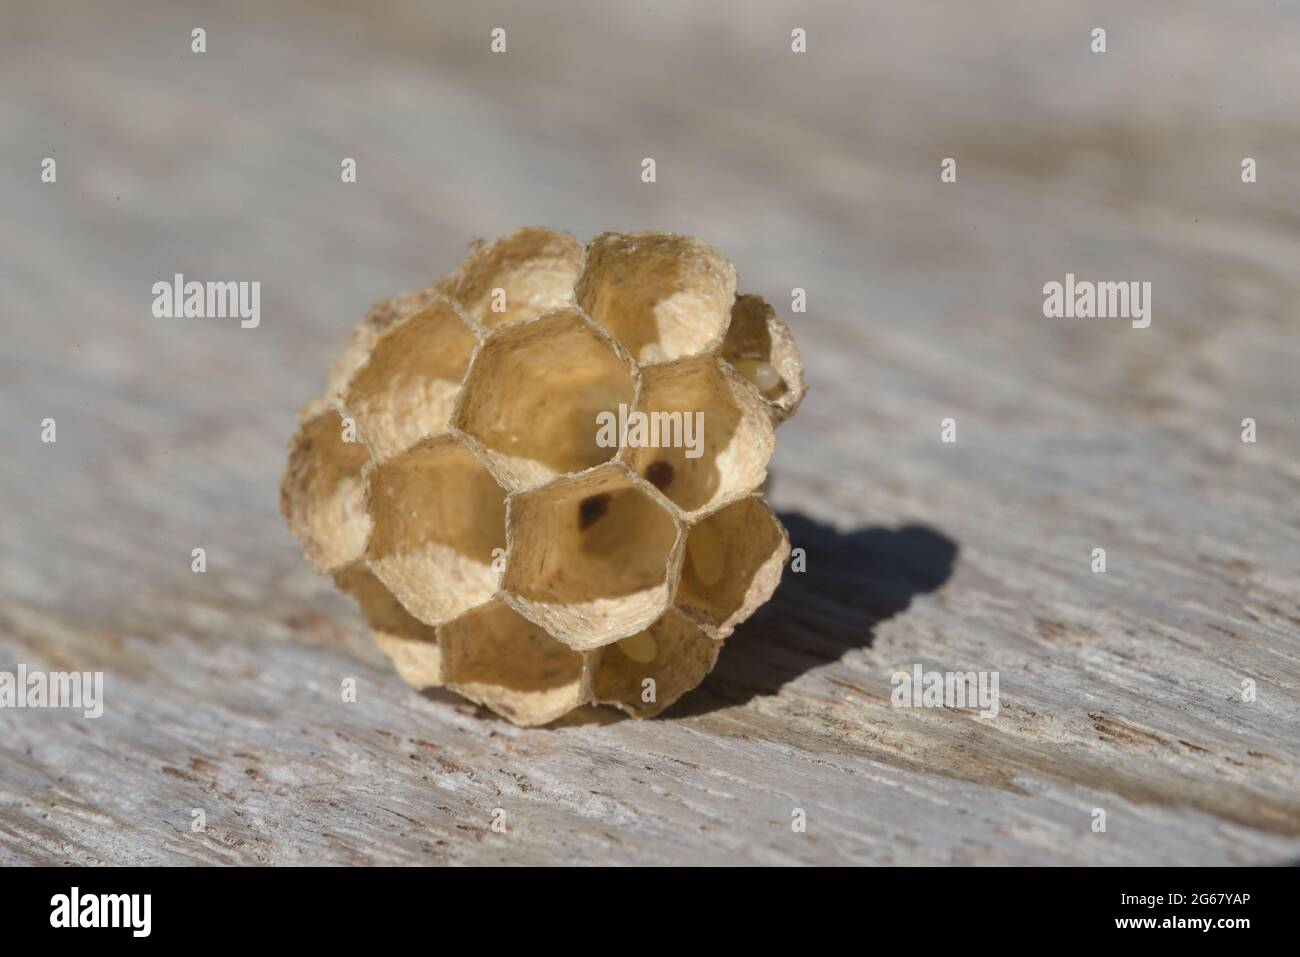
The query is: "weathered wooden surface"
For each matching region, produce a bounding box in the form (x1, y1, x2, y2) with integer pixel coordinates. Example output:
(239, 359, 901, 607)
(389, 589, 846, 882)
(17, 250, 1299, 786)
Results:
(2, 0, 1298, 865)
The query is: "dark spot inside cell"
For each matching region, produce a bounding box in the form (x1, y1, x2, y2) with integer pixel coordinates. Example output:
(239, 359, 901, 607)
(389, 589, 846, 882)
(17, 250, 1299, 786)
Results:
(578, 493, 610, 530)
(645, 461, 674, 490)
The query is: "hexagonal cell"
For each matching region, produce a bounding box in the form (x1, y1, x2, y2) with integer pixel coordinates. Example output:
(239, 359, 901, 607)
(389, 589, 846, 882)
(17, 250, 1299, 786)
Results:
(280, 400, 371, 573)
(328, 277, 454, 399)
(342, 297, 478, 462)
(588, 609, 720, 717)
(440, 598, 585, 726)
(502, 463, 681, 650)
(676, 496, 790, 637)
(620, 356, 775, 517)
(444, 227, 583, 329)
(575, 231, 736, 365)
(722, 294, 807, 421)
(366, 433, 507, 626)
(454, 308, 636, 488)
(334, 563, 442, 688)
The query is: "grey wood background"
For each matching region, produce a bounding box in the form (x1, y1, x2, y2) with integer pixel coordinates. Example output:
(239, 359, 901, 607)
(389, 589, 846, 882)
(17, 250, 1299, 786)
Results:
(2, 0, 1298, 865)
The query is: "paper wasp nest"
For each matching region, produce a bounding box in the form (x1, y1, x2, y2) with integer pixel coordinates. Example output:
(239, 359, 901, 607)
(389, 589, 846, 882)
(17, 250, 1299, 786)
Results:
(282, 229, 806, 725)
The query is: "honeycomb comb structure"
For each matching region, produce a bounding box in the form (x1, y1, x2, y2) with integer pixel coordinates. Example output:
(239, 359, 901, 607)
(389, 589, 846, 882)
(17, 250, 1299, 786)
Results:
(282, 228, 806, 725)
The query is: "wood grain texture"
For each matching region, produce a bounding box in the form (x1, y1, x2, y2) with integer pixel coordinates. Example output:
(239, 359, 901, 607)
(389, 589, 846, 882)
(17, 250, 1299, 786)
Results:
(2, 0, 1298, 865)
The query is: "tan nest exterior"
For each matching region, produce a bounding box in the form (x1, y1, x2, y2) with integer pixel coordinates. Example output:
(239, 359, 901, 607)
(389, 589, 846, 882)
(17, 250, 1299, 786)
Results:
(282, 228, 805, 725)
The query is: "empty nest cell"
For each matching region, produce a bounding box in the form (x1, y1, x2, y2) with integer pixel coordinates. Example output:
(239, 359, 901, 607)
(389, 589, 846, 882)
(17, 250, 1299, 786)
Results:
(280, 401, 372, 573)
(343, 298, 478, 462)
(366, 433, 507, 626)
(440, 599, 585, 726)
(327, 277, 454, 399)
(444, 227, 584, 329)
(621, 355, 775, 517)
(502, 463, 681, 650)
(454, 308, 636, 488)
(334, 563, 443, 689)
(576, 231, 736, 365)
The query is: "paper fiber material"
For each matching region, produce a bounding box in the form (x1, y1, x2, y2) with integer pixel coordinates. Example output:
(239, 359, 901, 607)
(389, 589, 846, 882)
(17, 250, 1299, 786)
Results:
(281, 228, 804, 725)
